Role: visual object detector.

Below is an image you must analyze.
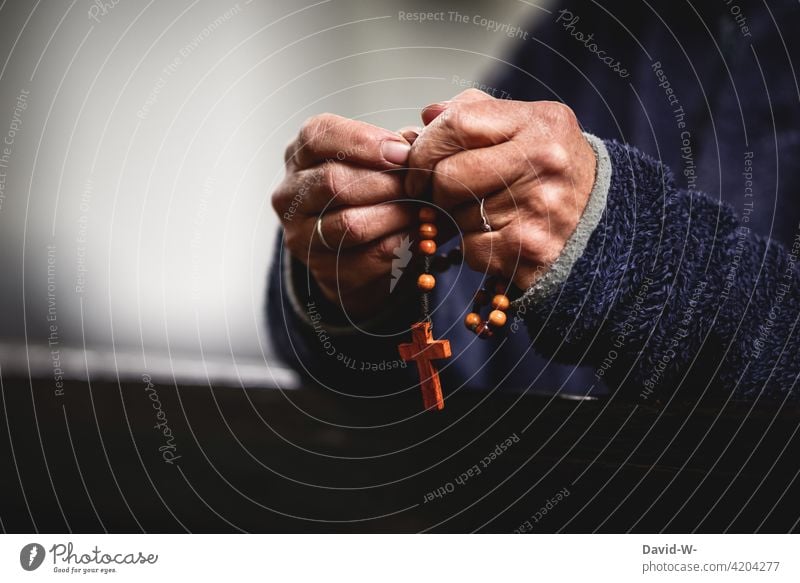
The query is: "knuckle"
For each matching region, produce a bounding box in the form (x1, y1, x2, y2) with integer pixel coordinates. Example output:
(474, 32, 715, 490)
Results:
(274, 171, 316, 220)
(297, 118, 316, 149)
(530, 102, 578, 142)
(282, 227, 304, 255)
(272, 179, 298, 217)
(540, 143, 571, 173)
(298, 113, 336, 149)
(439, 104, 465, 134)
(538, 183, 563, 209)
(458, 87, 490, 100)
(271, 187, 285, 215)
(301, 113, 326, 138)
(541, 101, 576, 125)
(371, 235, 399, 263)
(339, 209, 368, 244)
(283, 138, 297, 165)
(431, 158, 460, 195)
(320, 162, 340, 199)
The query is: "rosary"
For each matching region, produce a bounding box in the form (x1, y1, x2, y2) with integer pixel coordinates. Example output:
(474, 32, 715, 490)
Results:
(397, 201, 511, 412)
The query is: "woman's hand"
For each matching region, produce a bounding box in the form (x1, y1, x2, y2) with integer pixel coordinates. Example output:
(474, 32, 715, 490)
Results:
(271, 114, 416, 320)
(406, 89, 597, 292)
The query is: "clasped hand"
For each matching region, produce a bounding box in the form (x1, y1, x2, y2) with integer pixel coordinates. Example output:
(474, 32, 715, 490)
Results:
(272, 88, 596, 320)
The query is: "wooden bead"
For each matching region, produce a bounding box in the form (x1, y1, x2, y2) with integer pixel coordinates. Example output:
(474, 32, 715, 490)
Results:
(473, 289, 489, 306)
(464, 312, 481, 331)
(417, 273, 436, 292)
(419, 206, 437, 223)
(419, 223, 438, 239)
(475, 322, 494, 339)
(418, 239, 437, 255)
(487, 310, 507, 328)
(491, 294, 510, 311)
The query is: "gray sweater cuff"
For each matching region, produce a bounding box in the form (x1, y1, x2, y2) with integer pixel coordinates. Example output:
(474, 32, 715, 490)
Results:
(509, 132, 612, 311)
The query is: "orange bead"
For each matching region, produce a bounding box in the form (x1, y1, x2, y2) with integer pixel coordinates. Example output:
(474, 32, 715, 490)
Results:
(464, 312, 481, 331)
(419, 223, 438, 239)
(487, 310, 507, 328)
(418, 239, 437, 255)
(419, 207, 438, 223)
(491, 294, 510, 311)
(417, 273, 436, 292)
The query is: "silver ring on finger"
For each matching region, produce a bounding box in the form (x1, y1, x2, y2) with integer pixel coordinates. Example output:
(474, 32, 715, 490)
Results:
(479, 198, 492, 233)
(315, 215, 336, 251)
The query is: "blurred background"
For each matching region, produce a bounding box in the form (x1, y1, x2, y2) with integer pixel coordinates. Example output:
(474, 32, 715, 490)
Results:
(0, 0, 551, 387)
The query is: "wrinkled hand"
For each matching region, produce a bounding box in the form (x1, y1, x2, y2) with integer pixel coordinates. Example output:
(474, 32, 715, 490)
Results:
(406, 89, 597, 292)
(271, 114, 417, 320)
(272, 91, 596, 321)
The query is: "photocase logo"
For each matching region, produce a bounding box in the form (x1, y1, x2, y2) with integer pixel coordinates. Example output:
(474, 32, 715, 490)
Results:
(20, 543, 45, 571)
(390, 235, 413, 292)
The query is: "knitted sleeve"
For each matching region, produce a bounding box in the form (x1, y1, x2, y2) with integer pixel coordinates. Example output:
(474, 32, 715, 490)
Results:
(518, 140, 800, 402)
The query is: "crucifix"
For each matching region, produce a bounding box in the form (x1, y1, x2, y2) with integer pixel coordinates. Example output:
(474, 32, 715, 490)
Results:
(398, 320, 451, 411)
(396, 202, 509, 412)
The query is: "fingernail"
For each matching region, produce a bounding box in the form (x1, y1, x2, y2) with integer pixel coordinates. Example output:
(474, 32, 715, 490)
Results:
(381, 140, 411, 165)
(422, 102, 449, 124)
(423, 100, 450, 112)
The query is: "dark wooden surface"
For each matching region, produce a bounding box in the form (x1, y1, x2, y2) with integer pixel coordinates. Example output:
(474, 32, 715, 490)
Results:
(1, 376, 799, 533)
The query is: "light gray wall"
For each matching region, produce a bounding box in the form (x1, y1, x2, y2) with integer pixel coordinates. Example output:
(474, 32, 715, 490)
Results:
(0, 0, 552, 373)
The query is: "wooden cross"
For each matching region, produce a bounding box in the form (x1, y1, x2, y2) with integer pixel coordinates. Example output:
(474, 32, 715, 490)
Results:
(398, 321, 451, 411)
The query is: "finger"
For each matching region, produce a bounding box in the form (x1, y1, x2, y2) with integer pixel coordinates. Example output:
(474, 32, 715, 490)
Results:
(461, 226, 546, 285)
(462, 219, 570, 289)
(306, 203, 417, 251)
(450, 181, 585, 244)
(273, 162, 405, 216)
(397, 126, 422, 145)
(449, 189, 520, 235)
(421, 103, 448, 127)
(309, 230, 416, 292)
(286, 113, 411, 170)
(430, 141, 530, 209)
(460, 230, 509, 277)
(407, 99, 520, 197)
(420, 88, 496, 125)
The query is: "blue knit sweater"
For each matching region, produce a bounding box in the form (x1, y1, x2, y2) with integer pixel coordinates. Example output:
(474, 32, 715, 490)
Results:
(267, 1, 800, 403)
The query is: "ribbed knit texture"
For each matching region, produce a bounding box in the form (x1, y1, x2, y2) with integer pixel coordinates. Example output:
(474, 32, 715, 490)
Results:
(520, 141, 800, 401)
